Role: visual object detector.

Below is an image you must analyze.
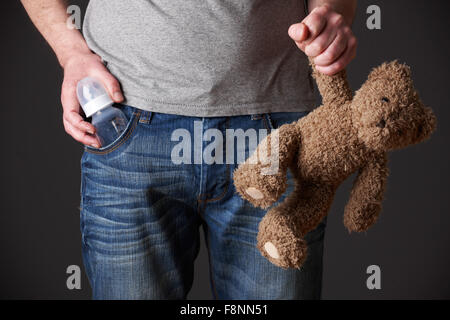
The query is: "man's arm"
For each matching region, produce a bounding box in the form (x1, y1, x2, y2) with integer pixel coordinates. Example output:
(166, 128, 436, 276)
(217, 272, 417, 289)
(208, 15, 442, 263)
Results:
(21, 0, 90, 67)
(21, 0, 124, 148)
(290, 0, 358, 75)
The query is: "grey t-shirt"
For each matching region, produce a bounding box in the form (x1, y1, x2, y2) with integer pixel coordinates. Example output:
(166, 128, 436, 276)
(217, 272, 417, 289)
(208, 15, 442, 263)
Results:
(83, 0, 315, 117)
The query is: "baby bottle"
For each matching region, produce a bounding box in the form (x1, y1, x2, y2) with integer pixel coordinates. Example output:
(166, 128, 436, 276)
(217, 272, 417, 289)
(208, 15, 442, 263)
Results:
(77, 77, 128, 147)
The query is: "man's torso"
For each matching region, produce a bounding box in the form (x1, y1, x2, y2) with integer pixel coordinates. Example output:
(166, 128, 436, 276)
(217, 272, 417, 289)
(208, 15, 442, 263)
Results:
(83, 0, 315, 116)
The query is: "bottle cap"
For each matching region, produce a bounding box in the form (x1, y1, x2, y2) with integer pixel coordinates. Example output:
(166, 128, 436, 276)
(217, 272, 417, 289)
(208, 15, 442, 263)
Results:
(77, 77, 114, 118)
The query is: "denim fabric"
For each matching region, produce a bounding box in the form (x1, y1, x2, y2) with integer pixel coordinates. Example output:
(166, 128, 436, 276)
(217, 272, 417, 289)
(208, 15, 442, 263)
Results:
(80, 104, 326, 300)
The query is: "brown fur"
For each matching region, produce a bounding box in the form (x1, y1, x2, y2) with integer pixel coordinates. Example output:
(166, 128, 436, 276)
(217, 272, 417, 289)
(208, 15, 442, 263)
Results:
(233, 58, 437, 269)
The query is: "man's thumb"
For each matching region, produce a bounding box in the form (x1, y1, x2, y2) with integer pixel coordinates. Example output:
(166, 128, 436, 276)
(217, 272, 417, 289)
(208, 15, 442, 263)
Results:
(103, 73, 124, 102)
(289, 22, 310, 42)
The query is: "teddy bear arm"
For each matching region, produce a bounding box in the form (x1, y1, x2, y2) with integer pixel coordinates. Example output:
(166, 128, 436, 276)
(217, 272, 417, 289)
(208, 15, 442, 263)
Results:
(309, 58, 353, 106)
(343, 153, 389, 233)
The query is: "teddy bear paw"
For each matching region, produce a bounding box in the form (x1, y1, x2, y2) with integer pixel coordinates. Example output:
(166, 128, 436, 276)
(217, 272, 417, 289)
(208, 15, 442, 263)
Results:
(257, 236, 308, 269)
(245, 187, 265, 200)
(263, 241, 280, 259)
(240, 183, 283, 208)
(233, 164, 286, 209)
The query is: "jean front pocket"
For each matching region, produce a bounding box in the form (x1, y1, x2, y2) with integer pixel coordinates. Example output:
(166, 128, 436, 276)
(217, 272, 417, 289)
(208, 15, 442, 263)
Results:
(84, 104, 142, 155)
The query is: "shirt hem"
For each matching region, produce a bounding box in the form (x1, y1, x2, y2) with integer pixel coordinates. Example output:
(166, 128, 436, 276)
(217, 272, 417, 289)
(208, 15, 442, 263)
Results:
(122, 95, 317, 117)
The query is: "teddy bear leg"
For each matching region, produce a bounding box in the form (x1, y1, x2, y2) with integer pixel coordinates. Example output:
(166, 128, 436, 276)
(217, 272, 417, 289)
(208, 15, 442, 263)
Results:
(233, 123, 299, 209)
(257, 183, 334, 269)
(257, 205, 308, 269)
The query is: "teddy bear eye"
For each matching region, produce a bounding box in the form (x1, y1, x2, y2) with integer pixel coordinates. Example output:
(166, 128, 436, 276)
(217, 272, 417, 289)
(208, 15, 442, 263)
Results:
(381, 97, 390, 103)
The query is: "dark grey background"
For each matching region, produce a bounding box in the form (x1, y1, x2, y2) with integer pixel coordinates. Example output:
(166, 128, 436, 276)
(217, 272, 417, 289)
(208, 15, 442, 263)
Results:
(1, 0, 449, 299)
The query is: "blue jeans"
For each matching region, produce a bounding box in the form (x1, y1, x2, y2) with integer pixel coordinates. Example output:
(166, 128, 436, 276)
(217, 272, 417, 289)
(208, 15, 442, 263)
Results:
(80, 104, 326, 299)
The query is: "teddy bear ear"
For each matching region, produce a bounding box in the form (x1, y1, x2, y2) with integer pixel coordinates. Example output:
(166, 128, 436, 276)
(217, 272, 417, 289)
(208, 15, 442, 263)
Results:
(368, 60, 412, 82)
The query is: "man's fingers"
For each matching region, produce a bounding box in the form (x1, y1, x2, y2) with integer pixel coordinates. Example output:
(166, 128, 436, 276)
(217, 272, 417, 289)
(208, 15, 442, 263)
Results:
(289, 5, 330, 47)
(64, 110, 96, 134)
(92, 69, 124, 103)
(289, 23, 310, 52)
(300, 5, 329, 42)
(61, 79, 99, 146)
(313, 31, 348, 66)
(315, 35, 357, 75)
(61, 80, 96, 133)
(288, 22, 309, 42)
(289, 3, 357, 74)
(304, 22, 338, 57)
(63, 119, 100, 148)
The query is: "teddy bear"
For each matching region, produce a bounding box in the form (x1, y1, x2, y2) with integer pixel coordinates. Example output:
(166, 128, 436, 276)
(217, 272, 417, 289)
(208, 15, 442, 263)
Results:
(233, 57, 437, 269)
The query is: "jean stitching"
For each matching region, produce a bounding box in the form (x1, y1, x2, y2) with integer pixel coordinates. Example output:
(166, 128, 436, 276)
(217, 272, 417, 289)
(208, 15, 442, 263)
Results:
(202, 117, 230, 203)
(197, 196, 206, 220)
(138, 111, 153, 124)
(141, 111, 149, 122)
(85, 110, 141, 155)
(80, 210, 95, 289)
(79, 153, 85, 212)
(203, 165, 230, 203)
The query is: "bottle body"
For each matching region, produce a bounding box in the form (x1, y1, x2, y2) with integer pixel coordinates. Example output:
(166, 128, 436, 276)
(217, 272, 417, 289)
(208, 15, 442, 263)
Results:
(91, 106, 128, 147)
(77, 76, 129, 148)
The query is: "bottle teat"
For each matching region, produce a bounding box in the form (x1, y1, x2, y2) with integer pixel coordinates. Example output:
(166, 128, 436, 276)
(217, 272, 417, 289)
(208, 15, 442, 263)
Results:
(77, 77, 113, 118)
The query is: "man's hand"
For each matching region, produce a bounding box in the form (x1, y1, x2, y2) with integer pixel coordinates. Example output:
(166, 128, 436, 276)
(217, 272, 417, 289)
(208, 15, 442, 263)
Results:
(61, 52, 123, 148)
(289, 4, 357, 75)
(20, 0, 124, 148)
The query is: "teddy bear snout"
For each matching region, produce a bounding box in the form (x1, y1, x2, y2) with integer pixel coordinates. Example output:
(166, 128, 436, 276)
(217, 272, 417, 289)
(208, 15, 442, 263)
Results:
(393, 104, 437, 148)
(413, 106, 437, 144)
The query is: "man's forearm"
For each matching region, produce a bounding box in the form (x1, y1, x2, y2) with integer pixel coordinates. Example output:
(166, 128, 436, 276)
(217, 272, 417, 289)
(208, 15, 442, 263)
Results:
(308, 0, 357, 25)
(21, 0, 91, 68)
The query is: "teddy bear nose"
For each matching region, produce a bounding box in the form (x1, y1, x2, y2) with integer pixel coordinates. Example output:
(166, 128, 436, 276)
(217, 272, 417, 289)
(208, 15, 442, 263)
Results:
(376, 119, 386, 128)
(416, 124, 423, 138)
